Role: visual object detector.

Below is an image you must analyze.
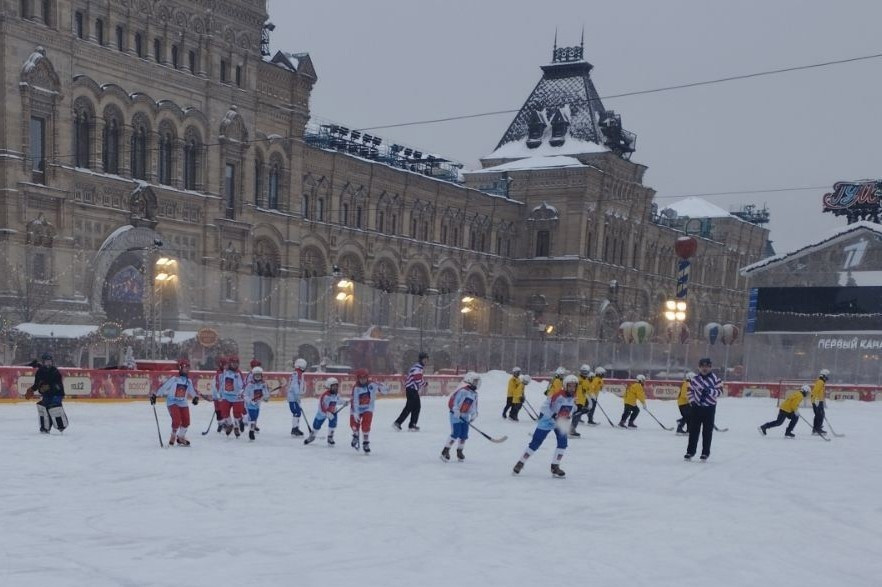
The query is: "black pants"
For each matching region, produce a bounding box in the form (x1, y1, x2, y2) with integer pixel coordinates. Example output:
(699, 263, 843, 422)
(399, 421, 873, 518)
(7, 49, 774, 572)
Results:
(586, 397, 597, 422)
(509, 401, 523, 420)
(502, 397, 513, 418)
(686, 404, 715, 456)
(763, 409, 798, 434)
(571, 403, 588, 430)
(621, 404, 639, 424)
(395, 388, 421, 427)
(677, 404, 690, 432)
(812, 401, 825, 432)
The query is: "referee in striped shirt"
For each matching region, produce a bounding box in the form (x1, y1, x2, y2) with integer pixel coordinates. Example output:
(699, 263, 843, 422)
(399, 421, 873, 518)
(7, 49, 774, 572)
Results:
(394, 351, 428, 431)
(684, 357, 722, 461)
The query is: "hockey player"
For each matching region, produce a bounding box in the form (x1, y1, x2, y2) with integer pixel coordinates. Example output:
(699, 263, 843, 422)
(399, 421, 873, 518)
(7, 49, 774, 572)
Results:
(511, 373, 529, 420)
(25, 352, 67, 433)
(676, 372, 695, 435)
(441, 372, 480, 462)
(812, 369, 829, 435)
(243, 366, 270, 440)
(150, 358, 199, 446)
(586, 367, 605, 425)
(287, 357, 307, 436)
(685, 359, 722, 460)
(544, 367, 567, 396)
(394, 351, 428, 431)
(242, 358, 263, 431)
(513, 374, 576, 478)
(217, 355, 246, 437)
(211, 356, 227, 433)
(569, 364, 592, 437)
(350, 369, 385, 453)
(619, 375, 647, 428)
(304, 377, 343, 446)
(759, 385, 808, 438)
(502, 367, 522, 420)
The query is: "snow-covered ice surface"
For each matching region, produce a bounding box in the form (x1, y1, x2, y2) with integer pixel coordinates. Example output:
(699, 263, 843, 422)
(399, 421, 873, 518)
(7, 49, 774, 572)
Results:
(3, 371, 882, 587)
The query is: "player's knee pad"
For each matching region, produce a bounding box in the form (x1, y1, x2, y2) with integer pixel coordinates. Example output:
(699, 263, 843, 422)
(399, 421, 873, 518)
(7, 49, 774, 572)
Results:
(48, 405, 68, 430)
(37, 404, 51, 430)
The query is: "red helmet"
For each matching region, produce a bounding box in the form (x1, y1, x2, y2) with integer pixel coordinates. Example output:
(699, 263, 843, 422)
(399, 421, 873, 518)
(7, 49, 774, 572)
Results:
(177, 358, 191, 370)
(355, 368, 369, 380)
(250, 358, 262, 369)
(228, 355, 240, 365)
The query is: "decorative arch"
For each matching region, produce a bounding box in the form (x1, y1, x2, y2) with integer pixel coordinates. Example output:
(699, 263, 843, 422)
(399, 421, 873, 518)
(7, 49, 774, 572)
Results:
(219, 106, 248, 143)
(130, 112, 151, 180)
(336, 252, 365, 283)
(463, 273, 487, 298)
(405, 263, 430, 295)
(157, 119, 177, 185)
(299, 245, 327, 278)
(267, 151, 285, 211)
(253, 238, 281, 277)
(72, 96, 95, 169)
(183, 125, 203, 190)
(372, 258, 399, 293)
(20, 46, 60, 91)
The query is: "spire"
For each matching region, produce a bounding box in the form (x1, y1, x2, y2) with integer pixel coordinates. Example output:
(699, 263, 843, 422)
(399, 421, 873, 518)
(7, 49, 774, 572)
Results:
(552, 28, 558, 62)
(580, 25, 584, 50)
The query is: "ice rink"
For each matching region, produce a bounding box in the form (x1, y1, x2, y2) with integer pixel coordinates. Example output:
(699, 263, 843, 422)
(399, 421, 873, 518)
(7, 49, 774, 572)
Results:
(2, 371, 881, 587)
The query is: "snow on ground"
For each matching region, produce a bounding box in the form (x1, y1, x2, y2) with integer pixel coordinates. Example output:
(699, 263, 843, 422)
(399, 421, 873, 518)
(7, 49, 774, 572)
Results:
(2, 370, 882, 587)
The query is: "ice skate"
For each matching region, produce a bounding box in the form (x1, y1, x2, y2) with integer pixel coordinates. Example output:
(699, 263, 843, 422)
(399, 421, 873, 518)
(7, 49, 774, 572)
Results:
(550, 464, 565, 478)
(684, 453, 694, 460)
(304, 432, 316, 445)
(440, 446, 451, 462)
(618, 420, 627, 428)
(176, 436, 190, 446)
(408, 424, 420, 432)
(363, 441, 371, 454)
(291, 427, 303, 437)
(327, 434, 335, 446)
(513, 461, 524, 475)
(351, 434, 360, 450)
(699, 454, 709, 461)
(168, 433, 176, 447)
(456, 448, 465, 462)
(248, 429, 255, 441)
(568, 428, 581, 438)
(785, 432, 796, 438)
(758, 425, 767, 436)
(628, 422, 638, 428)
(392, 422, 402, 431)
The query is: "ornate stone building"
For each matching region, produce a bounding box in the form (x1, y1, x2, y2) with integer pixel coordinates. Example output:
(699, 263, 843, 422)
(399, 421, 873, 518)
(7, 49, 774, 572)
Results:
(0, 0, 769, 372)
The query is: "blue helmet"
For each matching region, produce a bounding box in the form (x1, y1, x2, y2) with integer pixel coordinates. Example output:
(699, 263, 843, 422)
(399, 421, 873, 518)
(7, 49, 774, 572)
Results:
(41, 352, 53, 362)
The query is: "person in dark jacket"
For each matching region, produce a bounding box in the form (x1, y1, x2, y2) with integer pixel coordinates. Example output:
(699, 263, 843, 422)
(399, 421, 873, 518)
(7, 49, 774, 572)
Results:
(684, 358, 722, 461)
(25, 352, 68, 433)
(393, 351, 428, 431)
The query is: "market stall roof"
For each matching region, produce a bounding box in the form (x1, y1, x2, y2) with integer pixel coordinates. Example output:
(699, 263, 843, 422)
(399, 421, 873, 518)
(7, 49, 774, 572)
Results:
(122, 329, 198, 344)
(13, 323, 98, 339)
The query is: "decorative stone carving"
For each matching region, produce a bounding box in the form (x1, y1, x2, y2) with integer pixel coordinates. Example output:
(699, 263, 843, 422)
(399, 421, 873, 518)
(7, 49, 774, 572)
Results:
(129, 183, 158, 228)
(220, 241, 241, 272)
(26, 213, 56, 247)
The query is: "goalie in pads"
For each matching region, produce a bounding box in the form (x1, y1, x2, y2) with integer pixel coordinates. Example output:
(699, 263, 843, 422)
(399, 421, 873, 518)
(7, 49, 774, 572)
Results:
(25, 352, 68, 434)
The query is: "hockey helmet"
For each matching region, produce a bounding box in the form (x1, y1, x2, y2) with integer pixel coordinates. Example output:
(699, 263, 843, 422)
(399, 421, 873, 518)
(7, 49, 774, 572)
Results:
(418, 351, 429, 362)
(520, 374, 532, 385)
(800, 384, 810, 395)
(819, 369, 830, 379)
(324, 377, 340, 392)
(41, 352, 54, 362)
(594, 367, 606, 376)
(512, 366, 522, 374)
(579, 364, 592, 375)
(355, 368, 370, 381)
(462, 372, 481, 389)
(294, 358, 307, 370)
(685, 371, 696, 380)
(228, 355, 240, 367)
(251, 366, 263, 379)
(217, 356, 228, 369)
(636, 374, 646, 383)
(177, 358, 190, 371)
(554, 366, 567, 377)
(250, 358, 262, 369)
(563, 374, 578, 394)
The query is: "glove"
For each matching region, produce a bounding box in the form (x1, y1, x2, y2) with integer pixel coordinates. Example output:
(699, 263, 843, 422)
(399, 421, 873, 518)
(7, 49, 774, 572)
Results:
(642, 402, 647, 408)
(192, 396, 199, 406)
(24, 389, 34, 400)
(149, 394, 157, 405)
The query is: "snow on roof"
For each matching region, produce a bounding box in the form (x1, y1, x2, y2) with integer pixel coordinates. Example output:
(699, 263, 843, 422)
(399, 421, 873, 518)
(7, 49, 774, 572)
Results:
(13, 323, 98, 339)
(485, 136, 607, 160)
(122, 329, 198, 344)
(741, 220, 882, 275)
(471, 156, 585, 173)
(99, 225, 134, 252)
(663, 196, 736, 219)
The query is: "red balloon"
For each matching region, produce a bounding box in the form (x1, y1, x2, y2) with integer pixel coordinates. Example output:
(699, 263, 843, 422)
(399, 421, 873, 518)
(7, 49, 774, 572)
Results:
(675, 236, 698, 259)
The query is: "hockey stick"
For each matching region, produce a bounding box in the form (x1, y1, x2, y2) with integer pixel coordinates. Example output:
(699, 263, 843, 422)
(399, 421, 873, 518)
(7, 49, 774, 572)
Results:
(824, 415, 844, 437)
(522, 397, 540, 420)
(593, 396, 616, 427)
(151, 403, 165, 448)
(643, 405, 673, 431)
(201, 410, 217, 435)
(713, 425, 729, 432)
(332, 400, 351, 415)
(465, 420, 508, 443)
(799, 413, 831, 441)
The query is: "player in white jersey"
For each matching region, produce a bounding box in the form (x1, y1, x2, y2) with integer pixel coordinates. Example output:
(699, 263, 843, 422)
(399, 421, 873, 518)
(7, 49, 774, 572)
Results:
(513, 375, 577, 478)
(243, 367, 270, 441)
(440, 372, 480, 462)
(304, 378, 344, 446)
(150, 358, 200, 446)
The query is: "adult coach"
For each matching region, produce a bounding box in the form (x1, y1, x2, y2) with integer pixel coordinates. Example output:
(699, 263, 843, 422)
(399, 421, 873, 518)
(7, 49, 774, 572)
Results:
(684, 357, 722, 461)
(393, 351, 428, 431)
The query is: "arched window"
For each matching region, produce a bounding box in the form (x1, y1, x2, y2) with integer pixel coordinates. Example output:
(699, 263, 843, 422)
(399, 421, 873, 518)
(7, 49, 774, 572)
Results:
(299, 247, 326, 320)
(253, 239, 280, 316)
(158, 124, 174, 185)
(253, 154, 263, 206)
(115, 25, 124, 51)
(134, 33, 144, 58)
(404, 265, 429, 328)
(183, 127, 201, 191)
(153, 38, 162, 63)
(130, 114, 149, 180)
(95, 18, 104, 45)
(102, 106, 121, 174)
(436, 269, 458, 331)
(73, 98, 93, 169)
(372, 259, 398, 326)
(490, 279, 510, 334)
(171, 45, 179, 69)
(268, 162, 280, 210)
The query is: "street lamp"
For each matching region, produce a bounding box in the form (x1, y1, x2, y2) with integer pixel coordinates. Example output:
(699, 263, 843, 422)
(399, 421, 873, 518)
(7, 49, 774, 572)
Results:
(149, 257, 177, 359)
(664, 299, 687, 378)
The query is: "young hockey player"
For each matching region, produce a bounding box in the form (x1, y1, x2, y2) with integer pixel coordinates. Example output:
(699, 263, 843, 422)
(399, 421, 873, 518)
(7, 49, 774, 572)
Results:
(544, 367, 567, 396)
(351, 369, 386, 454)
(394, 351, 428, 431)
(685, 358, 722, 460)
(211, 356, 227, 433)
(676, 372, 695, 435)
(569, 364, 592, 437)
(511, 373, 529, 420)
(25, 352, 68, 433)
(619, 375, 647, 428)
(242, 358, 263, 431)
(812, 369, 829, 435)
(243, 366, 270, 440)
(287, 357, 307, 436)
(304, 377, 343, 446)
(217, 355, 246, 437)
(759, 385, 808, 438)
(586, 366, 605, 425)
(513, 374, 576, 478)
(441, 372, 480, 462)
(502, 367, 522, 420)
(150, 358, 199, 446)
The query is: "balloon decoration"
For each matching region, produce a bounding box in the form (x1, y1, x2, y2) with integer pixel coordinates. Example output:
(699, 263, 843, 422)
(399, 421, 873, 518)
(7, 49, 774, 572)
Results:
(666, 321, 690, 344)
(631, 321, 653, 344)
(674, 236, 698, 299)
(619, 321, 635, 344)
(721, 323, 740, 345)
(704, 322, 721, 345)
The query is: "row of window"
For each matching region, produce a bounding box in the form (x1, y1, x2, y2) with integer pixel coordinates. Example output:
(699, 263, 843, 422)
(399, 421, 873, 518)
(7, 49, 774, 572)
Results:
(73, 11, 243, 87)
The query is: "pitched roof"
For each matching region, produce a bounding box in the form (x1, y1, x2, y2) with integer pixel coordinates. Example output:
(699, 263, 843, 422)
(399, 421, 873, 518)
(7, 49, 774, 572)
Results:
(663, 196, 736, 219)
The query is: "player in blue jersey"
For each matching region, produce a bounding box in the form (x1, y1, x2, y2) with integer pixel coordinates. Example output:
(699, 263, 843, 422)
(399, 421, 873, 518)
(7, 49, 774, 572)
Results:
(243, 367, 270, 441)
(513, 374, 577, 477)
(150, 358, 200, 446)
(304, 377, 343, 446)
(350, 368, 388, 454)
(440, 372, 480, 462)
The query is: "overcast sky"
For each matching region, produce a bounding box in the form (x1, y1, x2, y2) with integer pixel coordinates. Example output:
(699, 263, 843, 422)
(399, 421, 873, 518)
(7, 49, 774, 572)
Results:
(267, 0, 882, 254)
